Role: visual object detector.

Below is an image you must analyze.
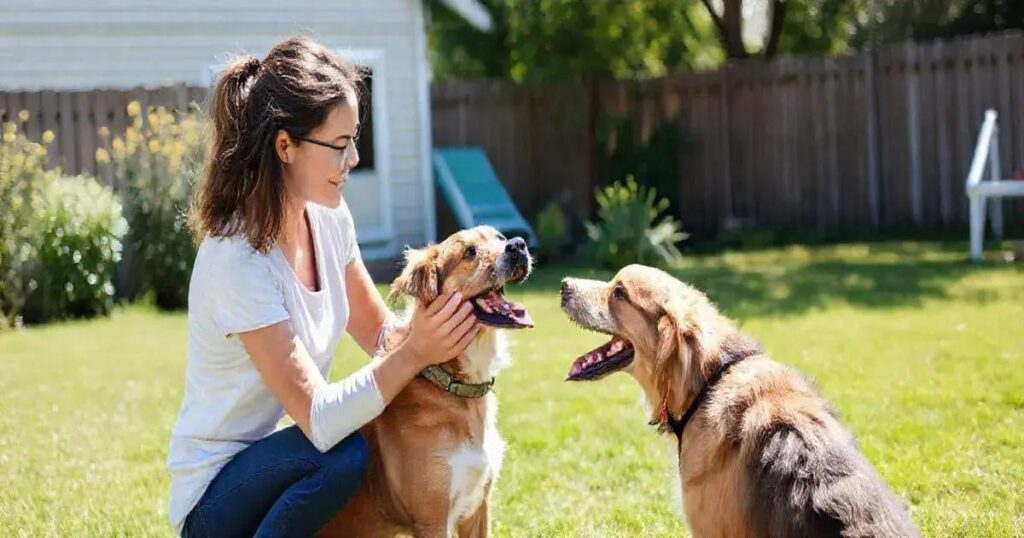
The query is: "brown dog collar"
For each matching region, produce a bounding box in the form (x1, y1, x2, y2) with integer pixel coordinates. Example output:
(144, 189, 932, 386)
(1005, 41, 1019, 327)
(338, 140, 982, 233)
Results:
(420, 365, 494, 399)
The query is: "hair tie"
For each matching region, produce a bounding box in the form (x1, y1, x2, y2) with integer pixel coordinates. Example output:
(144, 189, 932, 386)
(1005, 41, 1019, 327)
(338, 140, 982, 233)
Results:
(241, 57, 261, 79)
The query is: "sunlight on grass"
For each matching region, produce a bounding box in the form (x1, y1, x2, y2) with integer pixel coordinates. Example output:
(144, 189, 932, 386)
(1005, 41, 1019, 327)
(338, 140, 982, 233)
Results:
(2, 241, 1022, 536)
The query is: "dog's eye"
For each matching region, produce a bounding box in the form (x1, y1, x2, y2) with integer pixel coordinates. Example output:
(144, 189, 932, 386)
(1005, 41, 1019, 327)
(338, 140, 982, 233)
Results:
(464, 245, 477, 260)
(613, 285, 627, 301)
(496, 232, 506, 241)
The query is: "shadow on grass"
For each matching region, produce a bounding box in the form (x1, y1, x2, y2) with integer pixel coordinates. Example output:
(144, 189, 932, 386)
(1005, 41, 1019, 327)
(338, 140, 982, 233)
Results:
(520, 241, 1023, 319)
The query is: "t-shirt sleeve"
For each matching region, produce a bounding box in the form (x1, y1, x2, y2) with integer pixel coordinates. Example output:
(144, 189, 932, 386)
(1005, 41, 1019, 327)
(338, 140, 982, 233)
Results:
(210, 241, 290, 337)
(336, 200, 361, 266)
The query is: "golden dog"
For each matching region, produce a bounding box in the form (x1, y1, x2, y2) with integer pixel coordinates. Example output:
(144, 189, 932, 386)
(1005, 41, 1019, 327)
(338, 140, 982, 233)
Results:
(320, 226, 532, 538)
(560, 264, 918, 538)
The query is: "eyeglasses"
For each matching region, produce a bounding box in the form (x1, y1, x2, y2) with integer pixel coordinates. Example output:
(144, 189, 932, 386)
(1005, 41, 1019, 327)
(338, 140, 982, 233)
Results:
(293, 135, 359, 164)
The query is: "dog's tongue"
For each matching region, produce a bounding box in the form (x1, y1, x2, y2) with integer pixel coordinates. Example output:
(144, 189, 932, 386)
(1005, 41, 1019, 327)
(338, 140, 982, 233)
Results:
(504, 301, 533, 327)
(566, 336, 632, 381)
(475, 290, 534, 328)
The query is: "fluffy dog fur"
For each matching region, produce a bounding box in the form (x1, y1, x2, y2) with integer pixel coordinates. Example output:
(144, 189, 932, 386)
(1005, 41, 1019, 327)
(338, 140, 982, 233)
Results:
(560, 264, 919, 538)
(319, 226, 531, 538)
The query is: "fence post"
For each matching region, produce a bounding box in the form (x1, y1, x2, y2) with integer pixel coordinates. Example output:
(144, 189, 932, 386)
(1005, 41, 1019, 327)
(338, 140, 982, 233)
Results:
(865, 51, 882, 232)
(905, 41, 923, 226)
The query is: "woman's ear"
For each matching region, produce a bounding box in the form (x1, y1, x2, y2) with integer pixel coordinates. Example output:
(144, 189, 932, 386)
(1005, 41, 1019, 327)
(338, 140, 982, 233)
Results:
(389, 246, 442, 305)
(275, 129, 295, 164)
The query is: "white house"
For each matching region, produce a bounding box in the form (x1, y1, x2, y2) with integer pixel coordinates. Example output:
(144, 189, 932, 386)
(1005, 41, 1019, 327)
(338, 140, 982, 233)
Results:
(0, 0, 492, 260)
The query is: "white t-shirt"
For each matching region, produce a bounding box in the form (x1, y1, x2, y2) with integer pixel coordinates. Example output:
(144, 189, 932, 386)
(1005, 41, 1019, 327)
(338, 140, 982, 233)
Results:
(166, 201, 383, 534)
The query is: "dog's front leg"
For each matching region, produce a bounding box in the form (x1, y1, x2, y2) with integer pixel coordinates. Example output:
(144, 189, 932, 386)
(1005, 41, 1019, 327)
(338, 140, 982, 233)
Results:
(408, 489, 455, 538)
(456, 495, 489, 538)
(412, 522, 451, 538)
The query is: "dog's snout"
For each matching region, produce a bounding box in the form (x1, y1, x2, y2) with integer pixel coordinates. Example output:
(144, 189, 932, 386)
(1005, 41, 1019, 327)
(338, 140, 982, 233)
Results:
(506, 237, 527, 255)
(560, 278, 575, 302)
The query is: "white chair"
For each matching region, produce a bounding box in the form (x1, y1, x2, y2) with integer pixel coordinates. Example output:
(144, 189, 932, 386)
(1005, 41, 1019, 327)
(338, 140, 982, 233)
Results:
(966, 110, 1024, 262)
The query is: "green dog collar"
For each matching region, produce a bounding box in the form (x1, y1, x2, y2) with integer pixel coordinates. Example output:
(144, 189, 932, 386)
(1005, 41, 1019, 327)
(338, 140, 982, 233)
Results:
(420, 364, 494, 399)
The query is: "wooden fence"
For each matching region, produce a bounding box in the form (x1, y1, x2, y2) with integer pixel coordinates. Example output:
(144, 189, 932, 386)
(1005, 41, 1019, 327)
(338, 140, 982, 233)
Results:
(4, 31, 1024, 238)
(0, 85, 207, 187)
(433, 31, 1024, 236)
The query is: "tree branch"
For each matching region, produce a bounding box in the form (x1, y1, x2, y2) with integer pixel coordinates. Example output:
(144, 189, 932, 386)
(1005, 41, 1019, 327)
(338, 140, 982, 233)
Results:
(699, 0, 728, 38)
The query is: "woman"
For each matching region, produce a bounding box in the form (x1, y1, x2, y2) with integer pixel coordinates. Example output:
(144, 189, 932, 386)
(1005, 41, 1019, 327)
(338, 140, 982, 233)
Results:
(167, 36, 479, 537)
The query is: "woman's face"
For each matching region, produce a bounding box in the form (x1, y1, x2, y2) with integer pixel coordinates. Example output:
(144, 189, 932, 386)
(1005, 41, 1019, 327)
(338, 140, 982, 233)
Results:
(277, 101, 361, 209)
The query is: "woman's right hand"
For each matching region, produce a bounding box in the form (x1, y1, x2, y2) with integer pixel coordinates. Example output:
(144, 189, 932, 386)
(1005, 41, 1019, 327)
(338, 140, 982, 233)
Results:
(401, 292, 479, 369)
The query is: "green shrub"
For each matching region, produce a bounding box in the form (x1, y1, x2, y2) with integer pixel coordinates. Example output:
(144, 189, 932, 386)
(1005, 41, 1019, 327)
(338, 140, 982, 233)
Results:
(29, 175, 128, 322)
(0, 116, 58, 329)
(100, 102, 205, 309)
(585, 176, 687, 268)
(535, 202, 570, 260)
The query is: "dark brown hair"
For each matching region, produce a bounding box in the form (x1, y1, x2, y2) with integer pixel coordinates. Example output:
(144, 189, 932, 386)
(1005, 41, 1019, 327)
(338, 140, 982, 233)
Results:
(191, 36, 365, 252)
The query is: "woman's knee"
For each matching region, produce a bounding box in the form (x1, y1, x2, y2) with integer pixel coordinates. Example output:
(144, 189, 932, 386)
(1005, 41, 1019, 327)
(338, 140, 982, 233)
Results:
(322, 432, 369, 491)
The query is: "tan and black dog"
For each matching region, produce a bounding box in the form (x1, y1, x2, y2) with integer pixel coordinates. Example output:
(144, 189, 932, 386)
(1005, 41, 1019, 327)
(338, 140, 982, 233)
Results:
(320, 226, 532, 538)
(560, 264, 918, 538)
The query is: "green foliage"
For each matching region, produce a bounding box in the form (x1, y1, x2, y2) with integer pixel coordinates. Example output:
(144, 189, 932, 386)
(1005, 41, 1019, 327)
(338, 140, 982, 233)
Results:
(101, 102, 205, 309)
(429, 0, 722, 83)
(0, 117, 58, 329)
(847, 0, 1024, 48)
(535, 202, 570, 260)
(585, 176, 687, 268)
(599, 114, 686, 220)
(30, 175, 127, 322)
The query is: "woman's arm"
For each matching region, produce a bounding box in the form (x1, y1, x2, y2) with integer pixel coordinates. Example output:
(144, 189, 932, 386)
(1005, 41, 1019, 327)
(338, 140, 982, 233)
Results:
(238, 291, 478, 450)
(343, 257, 393, 356)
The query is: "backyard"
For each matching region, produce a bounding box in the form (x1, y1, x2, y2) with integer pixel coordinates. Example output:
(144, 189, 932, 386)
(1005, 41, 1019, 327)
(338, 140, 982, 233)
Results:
(2, 240, 1022, 536)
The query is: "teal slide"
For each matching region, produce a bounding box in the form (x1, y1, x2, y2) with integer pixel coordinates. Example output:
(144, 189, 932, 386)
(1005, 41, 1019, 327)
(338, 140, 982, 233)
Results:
(432, 147, 538, 247)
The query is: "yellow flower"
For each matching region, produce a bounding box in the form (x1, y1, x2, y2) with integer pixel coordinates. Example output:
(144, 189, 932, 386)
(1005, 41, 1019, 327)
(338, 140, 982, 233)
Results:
(2, 132, 15, 143)
(35, 145, 47, 157)
(18, 110, 30, 123)
(95, 148, 110, 164)
(41, 130, 55, 144)
(127, 100, 142, 117)
(2, 121, 15, 134)
(112, 137, 124, 151)
(97, 126, 110, 138)
(148, 140, 161, 153)
(147, 112, 160, 129)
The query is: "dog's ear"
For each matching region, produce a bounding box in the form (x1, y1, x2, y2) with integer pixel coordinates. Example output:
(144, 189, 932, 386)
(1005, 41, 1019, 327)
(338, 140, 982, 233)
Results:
(389, 246, 442, 305)
(655, 304, 705, 409)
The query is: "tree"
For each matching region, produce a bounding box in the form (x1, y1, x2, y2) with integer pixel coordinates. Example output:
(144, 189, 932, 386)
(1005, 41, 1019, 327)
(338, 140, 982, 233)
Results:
(697, 0, 785, 58)
(848, 0, 1024, 48)
(428, 0, 722, 83)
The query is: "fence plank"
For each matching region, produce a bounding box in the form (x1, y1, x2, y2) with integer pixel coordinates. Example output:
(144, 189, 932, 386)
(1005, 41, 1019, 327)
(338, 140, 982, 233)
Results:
(57, 91, 76, 173)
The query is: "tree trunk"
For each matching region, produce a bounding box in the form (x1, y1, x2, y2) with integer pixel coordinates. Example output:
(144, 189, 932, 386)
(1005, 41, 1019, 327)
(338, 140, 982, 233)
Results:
(763, 0, 788, 58)
(699, 0, 749, 59)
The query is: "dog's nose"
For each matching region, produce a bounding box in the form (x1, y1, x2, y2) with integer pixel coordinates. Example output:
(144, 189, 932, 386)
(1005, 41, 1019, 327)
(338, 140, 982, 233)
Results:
(506, 237, 527, 254)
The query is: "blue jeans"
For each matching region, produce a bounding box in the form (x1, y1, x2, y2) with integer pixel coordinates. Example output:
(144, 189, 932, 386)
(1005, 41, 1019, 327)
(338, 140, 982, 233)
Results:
(181, 425, 369, 538)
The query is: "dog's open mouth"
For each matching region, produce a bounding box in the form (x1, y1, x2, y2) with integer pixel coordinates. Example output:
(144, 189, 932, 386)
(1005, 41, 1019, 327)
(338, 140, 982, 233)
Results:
(472, 288, 533, 329)
(566, 335, 635, 381)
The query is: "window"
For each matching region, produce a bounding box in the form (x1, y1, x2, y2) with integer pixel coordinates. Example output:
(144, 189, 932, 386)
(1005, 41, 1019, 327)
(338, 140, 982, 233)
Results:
(355, 70, 375, 172)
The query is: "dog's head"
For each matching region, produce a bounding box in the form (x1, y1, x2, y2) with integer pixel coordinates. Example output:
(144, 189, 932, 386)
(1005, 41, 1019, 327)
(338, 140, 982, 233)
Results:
(391, 226, 534, 329)
(560, 265, 723, 404)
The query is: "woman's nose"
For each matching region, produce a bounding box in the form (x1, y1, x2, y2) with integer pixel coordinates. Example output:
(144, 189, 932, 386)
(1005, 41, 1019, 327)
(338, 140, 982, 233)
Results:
(343, 144, 359, 171)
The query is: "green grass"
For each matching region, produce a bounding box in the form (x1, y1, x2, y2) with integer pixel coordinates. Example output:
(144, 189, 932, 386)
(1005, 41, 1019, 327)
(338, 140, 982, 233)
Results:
(2, 241, 1023, 537)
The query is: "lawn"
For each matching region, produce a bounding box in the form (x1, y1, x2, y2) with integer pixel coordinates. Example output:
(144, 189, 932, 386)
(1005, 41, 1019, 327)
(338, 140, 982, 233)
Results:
(1, 241, 1022, 537)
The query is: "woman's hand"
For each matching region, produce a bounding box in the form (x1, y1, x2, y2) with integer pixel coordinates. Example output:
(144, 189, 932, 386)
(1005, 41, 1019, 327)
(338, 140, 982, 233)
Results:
(401, 292, 479, 369)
